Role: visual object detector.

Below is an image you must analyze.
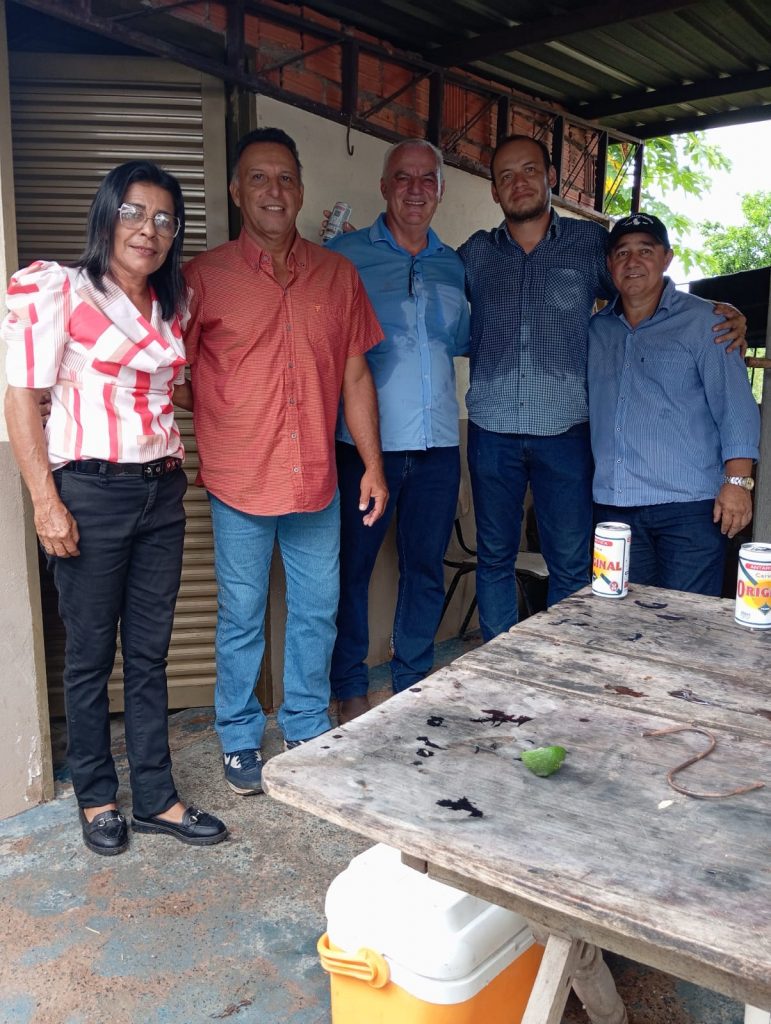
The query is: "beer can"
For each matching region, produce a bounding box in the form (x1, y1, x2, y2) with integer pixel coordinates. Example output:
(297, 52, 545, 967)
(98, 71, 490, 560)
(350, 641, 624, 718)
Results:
(592, 522, 631, 598)
(735, 542, 771, 629)
(322, 201, 352, 241)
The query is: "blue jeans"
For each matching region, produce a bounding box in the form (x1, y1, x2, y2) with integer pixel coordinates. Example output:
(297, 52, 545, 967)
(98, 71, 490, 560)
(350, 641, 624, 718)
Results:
(50, 464, 186, 818)
(594, 500, 726, 596)
(468, 421, 593, 640)
(209, 493, 338, 750)
(331, 443, 460, 699)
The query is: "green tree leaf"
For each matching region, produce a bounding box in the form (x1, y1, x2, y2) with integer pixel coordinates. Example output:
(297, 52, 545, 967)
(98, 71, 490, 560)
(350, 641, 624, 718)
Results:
(605, 133, 731, 273)
(699, 191, 771, 275)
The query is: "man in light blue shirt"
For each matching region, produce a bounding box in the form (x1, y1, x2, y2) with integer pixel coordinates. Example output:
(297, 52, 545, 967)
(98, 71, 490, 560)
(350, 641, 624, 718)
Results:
(589, 213, 760, 595)
(326, 139, 469, 723)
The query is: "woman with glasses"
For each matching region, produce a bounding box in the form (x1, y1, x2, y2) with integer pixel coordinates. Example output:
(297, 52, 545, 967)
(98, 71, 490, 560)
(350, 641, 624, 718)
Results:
(2, 161, 228, 855)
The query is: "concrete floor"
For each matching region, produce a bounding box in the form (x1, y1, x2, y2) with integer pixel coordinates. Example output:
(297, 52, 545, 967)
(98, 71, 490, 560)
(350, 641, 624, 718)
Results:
(0, 635, 750, 1024)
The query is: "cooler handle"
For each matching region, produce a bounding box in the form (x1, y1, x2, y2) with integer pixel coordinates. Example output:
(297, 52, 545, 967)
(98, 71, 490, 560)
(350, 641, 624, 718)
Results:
(317, 932, 390, 988)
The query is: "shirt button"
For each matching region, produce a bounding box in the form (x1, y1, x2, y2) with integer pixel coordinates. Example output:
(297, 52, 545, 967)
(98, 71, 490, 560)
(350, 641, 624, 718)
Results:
(288, 362, 294, 368)
(289, 398, 295, 406)
(291, 432, 297, 439)
(292, 466, 300, 473)
(617, 459, 622, 464)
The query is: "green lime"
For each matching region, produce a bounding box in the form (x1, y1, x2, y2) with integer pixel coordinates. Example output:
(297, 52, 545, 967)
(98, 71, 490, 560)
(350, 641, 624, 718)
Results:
(521, 745, 567, 777)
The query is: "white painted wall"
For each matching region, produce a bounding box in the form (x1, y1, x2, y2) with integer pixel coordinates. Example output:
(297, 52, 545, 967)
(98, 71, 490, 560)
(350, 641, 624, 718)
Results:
(254, 96, 501, 671)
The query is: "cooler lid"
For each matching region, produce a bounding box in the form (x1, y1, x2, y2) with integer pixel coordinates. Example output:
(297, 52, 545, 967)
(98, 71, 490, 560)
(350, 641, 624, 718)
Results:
(325, 843, 533, 982)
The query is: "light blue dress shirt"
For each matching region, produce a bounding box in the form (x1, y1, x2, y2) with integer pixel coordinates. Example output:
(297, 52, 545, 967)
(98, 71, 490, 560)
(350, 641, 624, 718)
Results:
(589, 278, 760, 506)
(327, 214, 469, 450)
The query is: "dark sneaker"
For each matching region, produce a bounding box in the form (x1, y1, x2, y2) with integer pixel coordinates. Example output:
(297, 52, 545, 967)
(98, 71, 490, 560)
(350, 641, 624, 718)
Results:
(283, 738, 309, 752)
(222, 749, 263, 794)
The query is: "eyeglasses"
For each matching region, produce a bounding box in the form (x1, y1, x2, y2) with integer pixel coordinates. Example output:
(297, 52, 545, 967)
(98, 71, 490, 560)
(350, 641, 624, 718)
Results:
(117, 202, 181, 239)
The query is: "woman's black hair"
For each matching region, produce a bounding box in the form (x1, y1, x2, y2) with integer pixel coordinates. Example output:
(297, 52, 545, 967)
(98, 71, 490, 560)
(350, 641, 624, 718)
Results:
(75, 160, 186, 322)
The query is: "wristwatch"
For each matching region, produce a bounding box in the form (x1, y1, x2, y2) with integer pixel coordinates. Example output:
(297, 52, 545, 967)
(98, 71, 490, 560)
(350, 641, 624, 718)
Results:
(723, 475, 755, 491)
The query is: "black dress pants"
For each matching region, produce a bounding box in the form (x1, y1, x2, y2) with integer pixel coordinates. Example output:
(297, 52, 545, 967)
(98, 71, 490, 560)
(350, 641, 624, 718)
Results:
(50, 464, 187, 818)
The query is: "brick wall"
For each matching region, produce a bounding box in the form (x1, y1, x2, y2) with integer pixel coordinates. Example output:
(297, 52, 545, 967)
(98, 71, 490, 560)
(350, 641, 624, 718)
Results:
(153, 0, 601, 206)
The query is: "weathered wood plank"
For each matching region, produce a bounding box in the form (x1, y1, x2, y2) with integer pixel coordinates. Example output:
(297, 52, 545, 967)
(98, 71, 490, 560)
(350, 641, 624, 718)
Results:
(455, 631, 771, 740)
(514, 586, 771, 679)
(263, 667, 771, 1007)
(521, 934, 579, 1024)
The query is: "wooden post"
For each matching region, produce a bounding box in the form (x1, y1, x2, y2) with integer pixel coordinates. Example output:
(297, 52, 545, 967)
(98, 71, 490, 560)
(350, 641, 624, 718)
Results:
(551, 115, 564, 197)
(752, 273, 771, 540)
(428, 71, 444, 146)
(594, 130, 608, 213)
(631, 142, 644, 213)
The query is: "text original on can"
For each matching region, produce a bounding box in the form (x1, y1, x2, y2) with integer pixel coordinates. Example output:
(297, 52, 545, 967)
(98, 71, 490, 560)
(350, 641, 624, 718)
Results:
(735, 542, 771, 629)
(322, 201, 352, 241)
(592, 522, 631, 599)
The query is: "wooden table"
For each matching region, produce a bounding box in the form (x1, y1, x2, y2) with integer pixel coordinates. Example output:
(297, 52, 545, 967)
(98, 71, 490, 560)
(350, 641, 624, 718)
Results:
(263, 585, 771, 1022)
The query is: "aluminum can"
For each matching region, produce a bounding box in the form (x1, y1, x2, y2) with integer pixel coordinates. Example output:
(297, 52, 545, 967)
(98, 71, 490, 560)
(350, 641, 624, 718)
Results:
(322, 201, 352, 241)
(735, 542, 771, 629)
(592, 522, 631, 598)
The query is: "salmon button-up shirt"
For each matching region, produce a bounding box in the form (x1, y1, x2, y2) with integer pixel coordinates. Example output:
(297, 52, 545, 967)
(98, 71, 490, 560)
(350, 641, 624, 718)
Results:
(183, 231, 383, 516)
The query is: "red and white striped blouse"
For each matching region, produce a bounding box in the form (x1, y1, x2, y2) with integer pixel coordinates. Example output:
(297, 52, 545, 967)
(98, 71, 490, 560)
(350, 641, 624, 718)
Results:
(3, 261, 187, 468)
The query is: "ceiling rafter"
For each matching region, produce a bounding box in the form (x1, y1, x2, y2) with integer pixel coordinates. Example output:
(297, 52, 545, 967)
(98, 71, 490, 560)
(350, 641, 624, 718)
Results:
(429, 0, 703, 68)
(578, 67, 771, 120)
(634, 102, 771, 138)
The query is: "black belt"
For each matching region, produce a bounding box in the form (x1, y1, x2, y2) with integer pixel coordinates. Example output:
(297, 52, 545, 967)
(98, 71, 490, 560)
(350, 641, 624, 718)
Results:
(62, 457, 182, 479)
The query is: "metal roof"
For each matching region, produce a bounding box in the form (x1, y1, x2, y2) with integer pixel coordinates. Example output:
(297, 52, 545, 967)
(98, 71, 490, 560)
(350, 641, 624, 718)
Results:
(298, 0, 771, 138)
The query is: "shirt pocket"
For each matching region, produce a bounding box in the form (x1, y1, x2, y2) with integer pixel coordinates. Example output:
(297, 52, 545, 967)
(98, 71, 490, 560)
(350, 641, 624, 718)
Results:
(638, 338, 692, 395)
(304, 304, 347, 377)
(543, 268, 587, 311)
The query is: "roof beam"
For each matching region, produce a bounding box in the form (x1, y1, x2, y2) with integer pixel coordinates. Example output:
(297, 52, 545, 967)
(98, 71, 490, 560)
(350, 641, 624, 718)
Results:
(430, 0, 703, 68)
(581, 67, 771, 119)
(635, 103, 771, 138)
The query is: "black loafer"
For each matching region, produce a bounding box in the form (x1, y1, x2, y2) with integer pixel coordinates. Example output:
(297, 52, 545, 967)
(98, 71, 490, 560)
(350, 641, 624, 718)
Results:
(131, 806, 228, 846)
(79, 808, 129, 856)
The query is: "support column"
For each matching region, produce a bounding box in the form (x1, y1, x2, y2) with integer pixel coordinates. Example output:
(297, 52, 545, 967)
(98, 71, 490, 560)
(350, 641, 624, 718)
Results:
(0, 0, 54, 819)
(752, 273, 771, 540)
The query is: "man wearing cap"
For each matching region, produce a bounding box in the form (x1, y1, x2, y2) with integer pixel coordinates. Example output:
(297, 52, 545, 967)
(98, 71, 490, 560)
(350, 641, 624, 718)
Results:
(458, 134, 747, 639)
(588, 213, 760, 594)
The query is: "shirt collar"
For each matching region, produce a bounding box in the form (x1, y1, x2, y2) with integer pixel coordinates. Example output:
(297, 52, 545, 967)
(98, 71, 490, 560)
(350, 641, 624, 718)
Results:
(603, 275, 676, 320)
(238, 228, 308, 272)
(368, 212, 445, 256)
(494, 208, 560, 245)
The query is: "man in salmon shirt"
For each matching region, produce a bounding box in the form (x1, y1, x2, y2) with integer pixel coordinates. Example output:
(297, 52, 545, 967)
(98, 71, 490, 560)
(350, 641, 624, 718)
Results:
(180, 128, 387, 796)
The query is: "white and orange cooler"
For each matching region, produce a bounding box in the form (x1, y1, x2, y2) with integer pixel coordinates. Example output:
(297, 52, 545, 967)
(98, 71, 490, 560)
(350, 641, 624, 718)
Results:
(318, 843, 543, 1024)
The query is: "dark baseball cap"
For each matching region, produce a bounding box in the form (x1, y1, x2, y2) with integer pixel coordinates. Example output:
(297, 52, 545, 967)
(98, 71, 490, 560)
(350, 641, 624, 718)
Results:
(607, 213, 671, 252)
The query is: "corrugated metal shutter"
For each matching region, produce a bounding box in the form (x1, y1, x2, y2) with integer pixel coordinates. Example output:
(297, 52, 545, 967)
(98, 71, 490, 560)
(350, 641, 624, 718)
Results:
(9, 54, 227, 713)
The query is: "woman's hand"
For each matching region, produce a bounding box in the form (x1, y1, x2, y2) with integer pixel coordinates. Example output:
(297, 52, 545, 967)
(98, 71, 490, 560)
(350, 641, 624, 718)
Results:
(34, 494, 80, 557)
(5, 385, 80, 556)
